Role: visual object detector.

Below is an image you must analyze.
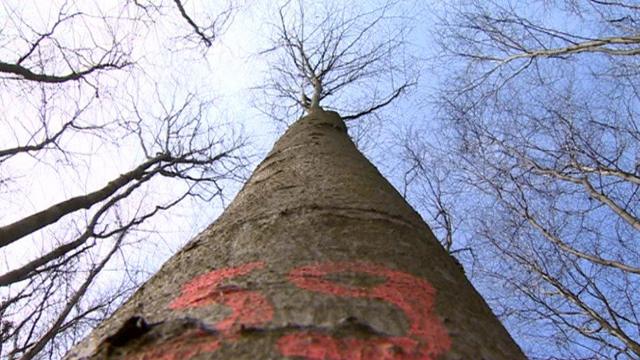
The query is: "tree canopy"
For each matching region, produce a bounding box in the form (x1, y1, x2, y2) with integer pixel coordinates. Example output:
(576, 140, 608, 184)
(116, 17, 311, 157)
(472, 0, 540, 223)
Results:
(1, 0, 638, 359)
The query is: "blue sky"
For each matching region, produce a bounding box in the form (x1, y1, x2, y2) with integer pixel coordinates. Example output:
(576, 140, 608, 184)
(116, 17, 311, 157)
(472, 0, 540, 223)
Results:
(4, 0, 638, 358)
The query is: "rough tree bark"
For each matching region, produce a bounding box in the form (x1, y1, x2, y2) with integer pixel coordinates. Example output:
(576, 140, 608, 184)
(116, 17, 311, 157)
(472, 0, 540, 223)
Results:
(65, 110, 524, 359)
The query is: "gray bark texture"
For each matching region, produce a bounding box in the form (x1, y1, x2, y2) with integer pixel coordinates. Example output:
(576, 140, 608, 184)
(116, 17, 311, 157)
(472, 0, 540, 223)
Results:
(66, 111, 525, 359)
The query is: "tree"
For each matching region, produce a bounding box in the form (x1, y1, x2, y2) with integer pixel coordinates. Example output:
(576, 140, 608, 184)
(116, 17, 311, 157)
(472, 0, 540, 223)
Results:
(256, 0, 415, 124)
(64, 1, 525, 359)
(404, 0, 640, 358)
(0, 1, 246, 358)
(65, 109, 525, 359)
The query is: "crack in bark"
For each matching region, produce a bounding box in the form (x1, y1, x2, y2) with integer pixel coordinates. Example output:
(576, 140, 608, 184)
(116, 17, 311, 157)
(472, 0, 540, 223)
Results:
(301, 204, 421, 229)
(92, 316, 219, 358)
(239, 316, 392, 339)
(250, 169, 284, 186)
(181, 197, 431, 256)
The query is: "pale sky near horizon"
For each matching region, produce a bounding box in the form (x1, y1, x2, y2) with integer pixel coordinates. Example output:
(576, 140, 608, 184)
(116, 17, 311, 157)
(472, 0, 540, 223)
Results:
(0, 0, 437, 295)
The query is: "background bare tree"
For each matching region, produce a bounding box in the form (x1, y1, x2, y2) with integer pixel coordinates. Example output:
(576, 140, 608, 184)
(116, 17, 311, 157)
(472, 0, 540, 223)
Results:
(399, 0, 640, 358)
(399, 133, 461, 255)
(256, 0, 415, 126)
(0, 1, 247, 359)
(9, 0, 639, 358)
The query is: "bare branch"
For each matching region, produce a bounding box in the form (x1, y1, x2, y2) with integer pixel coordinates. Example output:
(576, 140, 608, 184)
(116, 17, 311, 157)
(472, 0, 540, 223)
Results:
(0, 154, 169, 248)
(20, 230, 126, 360)
(0, 61, 129, 84)
(342, 82, 414, 121)
(172, 0, 214, 47)
(259, 0, 414, 122)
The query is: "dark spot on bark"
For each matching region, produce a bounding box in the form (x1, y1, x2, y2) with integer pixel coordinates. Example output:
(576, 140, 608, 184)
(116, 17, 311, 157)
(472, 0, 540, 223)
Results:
(104, 316, 151, 347)
(335, 316, 388, 338)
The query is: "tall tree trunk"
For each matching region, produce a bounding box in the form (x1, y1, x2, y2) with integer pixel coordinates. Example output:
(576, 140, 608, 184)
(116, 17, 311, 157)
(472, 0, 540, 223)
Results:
(66, 111, 525, 359)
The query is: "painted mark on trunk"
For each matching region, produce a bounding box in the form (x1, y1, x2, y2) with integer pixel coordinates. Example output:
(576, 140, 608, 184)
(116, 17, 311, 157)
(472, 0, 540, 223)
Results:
(169, 261, 273, 333)
(279, 262, 451, 359)
(126, 261, 274, 359)
(124, 261, 450, 359)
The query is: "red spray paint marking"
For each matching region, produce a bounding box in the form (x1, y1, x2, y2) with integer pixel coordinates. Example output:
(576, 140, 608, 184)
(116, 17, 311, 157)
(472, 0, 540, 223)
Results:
(124, 330, 220, 360)
(279, 262, 452, 360)
(277, 333, 422, 360)
(143, 261, 275, 359)
(169, 261, 273, 333)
